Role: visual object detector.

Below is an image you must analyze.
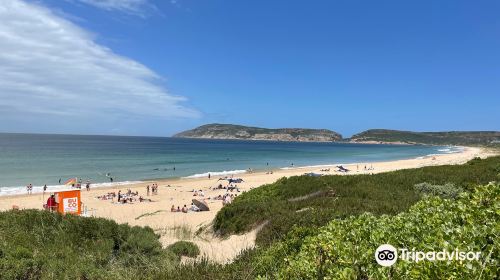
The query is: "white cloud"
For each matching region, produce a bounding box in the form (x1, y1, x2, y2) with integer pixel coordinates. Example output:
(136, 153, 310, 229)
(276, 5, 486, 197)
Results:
(0, 0, 200, 134)
(75, 0, 153, 15)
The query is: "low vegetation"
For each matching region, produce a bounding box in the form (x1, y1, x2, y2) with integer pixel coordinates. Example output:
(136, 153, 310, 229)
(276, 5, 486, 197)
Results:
(167, 241, 200, 258)
(278, 182, 499, 279)
(0, 210, 178, 279)
(414, 182, 463, 199)
(215, 156, 500, 245)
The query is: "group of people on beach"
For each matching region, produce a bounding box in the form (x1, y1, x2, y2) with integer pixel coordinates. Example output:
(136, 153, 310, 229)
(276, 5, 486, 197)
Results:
(26, 184, 33, 194)
(356, 164, 374, 171)
(222, 193, 237, 205)
(146, 183, 159, 196)
(90, 173, 246, 213)
(26, 183, 49, 194)
(170, 203, 200, 213)
(116, 189, 153, 204)
(212, 183, 241, 192)
(192, 189, 205, 197)
(97, 192, 116, 200)
(97, 185, 159, 204)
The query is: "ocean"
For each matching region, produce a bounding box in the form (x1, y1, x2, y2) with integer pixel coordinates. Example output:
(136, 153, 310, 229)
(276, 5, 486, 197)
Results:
(0, 133, 461, 196)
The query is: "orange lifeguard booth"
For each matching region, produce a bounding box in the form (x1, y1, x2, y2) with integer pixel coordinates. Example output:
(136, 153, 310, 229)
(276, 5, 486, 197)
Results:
(54, 189, 82, 215)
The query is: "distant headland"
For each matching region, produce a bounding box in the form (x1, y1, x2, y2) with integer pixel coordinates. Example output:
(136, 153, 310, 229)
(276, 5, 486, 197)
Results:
(349, 129, 500, 146)
(174, 124, 500, 145)
(172, 123, 342, 142)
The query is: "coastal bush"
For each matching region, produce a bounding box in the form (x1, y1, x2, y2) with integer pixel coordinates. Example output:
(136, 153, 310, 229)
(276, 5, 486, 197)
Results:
(0, 210, 178, 279)
(167, 241, 200, 258)
(215, 156, 500, 245)
(414, 182, 463, 199)
(276, 182, 499, 279)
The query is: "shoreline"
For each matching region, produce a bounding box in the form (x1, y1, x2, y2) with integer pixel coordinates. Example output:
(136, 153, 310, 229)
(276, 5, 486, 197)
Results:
(0, 145, 465, 198)
(0, 146, 496, 263)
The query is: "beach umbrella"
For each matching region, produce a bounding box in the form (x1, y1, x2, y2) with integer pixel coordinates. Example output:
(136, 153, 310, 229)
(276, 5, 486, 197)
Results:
(64, 177, 77, 186)
(192, 199, 210, 211)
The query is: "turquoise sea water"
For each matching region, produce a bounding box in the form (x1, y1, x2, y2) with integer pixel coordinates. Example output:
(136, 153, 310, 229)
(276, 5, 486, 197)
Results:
(0, 133, 461, 195)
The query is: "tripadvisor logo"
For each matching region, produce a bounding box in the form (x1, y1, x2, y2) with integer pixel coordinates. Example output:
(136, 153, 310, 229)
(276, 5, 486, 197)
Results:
(375, 244, 481, 267)
(375, 244, 398, 267)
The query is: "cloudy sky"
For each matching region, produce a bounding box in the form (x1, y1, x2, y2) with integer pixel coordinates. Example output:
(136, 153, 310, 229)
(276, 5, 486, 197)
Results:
(1, 0, 499, 136)
(0, 0, 200, 136)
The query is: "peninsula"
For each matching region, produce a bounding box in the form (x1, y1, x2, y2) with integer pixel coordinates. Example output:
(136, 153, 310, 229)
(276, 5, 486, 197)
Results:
(173, 123, 342, 142)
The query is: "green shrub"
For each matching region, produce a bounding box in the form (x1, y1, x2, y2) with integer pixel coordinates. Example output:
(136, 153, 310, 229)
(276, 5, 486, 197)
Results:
(167, 241, 200, 258)
(215, 156, 500, 245)
(277, 182, 500, 279)
(0, 210, 178, 279)
(414, 182, 463, 199)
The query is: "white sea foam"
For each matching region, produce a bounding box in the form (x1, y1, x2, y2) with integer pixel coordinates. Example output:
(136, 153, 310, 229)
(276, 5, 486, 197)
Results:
(280, 163, 344, 170)
(436, 146, 463, 154)
(424, 146, 464, 158)
(183, 170, 247, 179)
(280, 167, 294, 170)
(0, 181, 141, 197)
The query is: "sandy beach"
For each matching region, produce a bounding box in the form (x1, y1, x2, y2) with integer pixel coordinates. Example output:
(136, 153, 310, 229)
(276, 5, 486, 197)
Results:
(0, 146, 495, 263)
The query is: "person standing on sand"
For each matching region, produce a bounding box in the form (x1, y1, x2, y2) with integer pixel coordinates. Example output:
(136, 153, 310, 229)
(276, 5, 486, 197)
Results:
(46, 194, 57, 212)
(43, 184, 47, 193)
(146, 185, 150, 196)
(208, 173, 211, 179)
(86, 181, 90, 191)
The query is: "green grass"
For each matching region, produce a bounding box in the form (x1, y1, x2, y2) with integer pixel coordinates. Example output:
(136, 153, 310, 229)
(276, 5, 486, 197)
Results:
(167, 241, 200, 258)
(135, 210, 168, 220)
(155, 225, 193, 240)
(0, 210, 178, 279)
(214, 156, 500, 245)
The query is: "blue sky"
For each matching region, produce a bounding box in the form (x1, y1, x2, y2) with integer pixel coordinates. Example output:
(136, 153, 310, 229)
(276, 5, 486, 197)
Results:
(0, 0, 499, 137)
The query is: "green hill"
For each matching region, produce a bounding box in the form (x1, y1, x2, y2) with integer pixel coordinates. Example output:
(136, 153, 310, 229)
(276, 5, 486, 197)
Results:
(173, 123, 342, 142)
(350, 129, 500, 145)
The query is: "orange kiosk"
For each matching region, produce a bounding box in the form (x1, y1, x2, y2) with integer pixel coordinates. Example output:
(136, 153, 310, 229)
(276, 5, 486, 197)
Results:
(54, 189, 82, 215)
